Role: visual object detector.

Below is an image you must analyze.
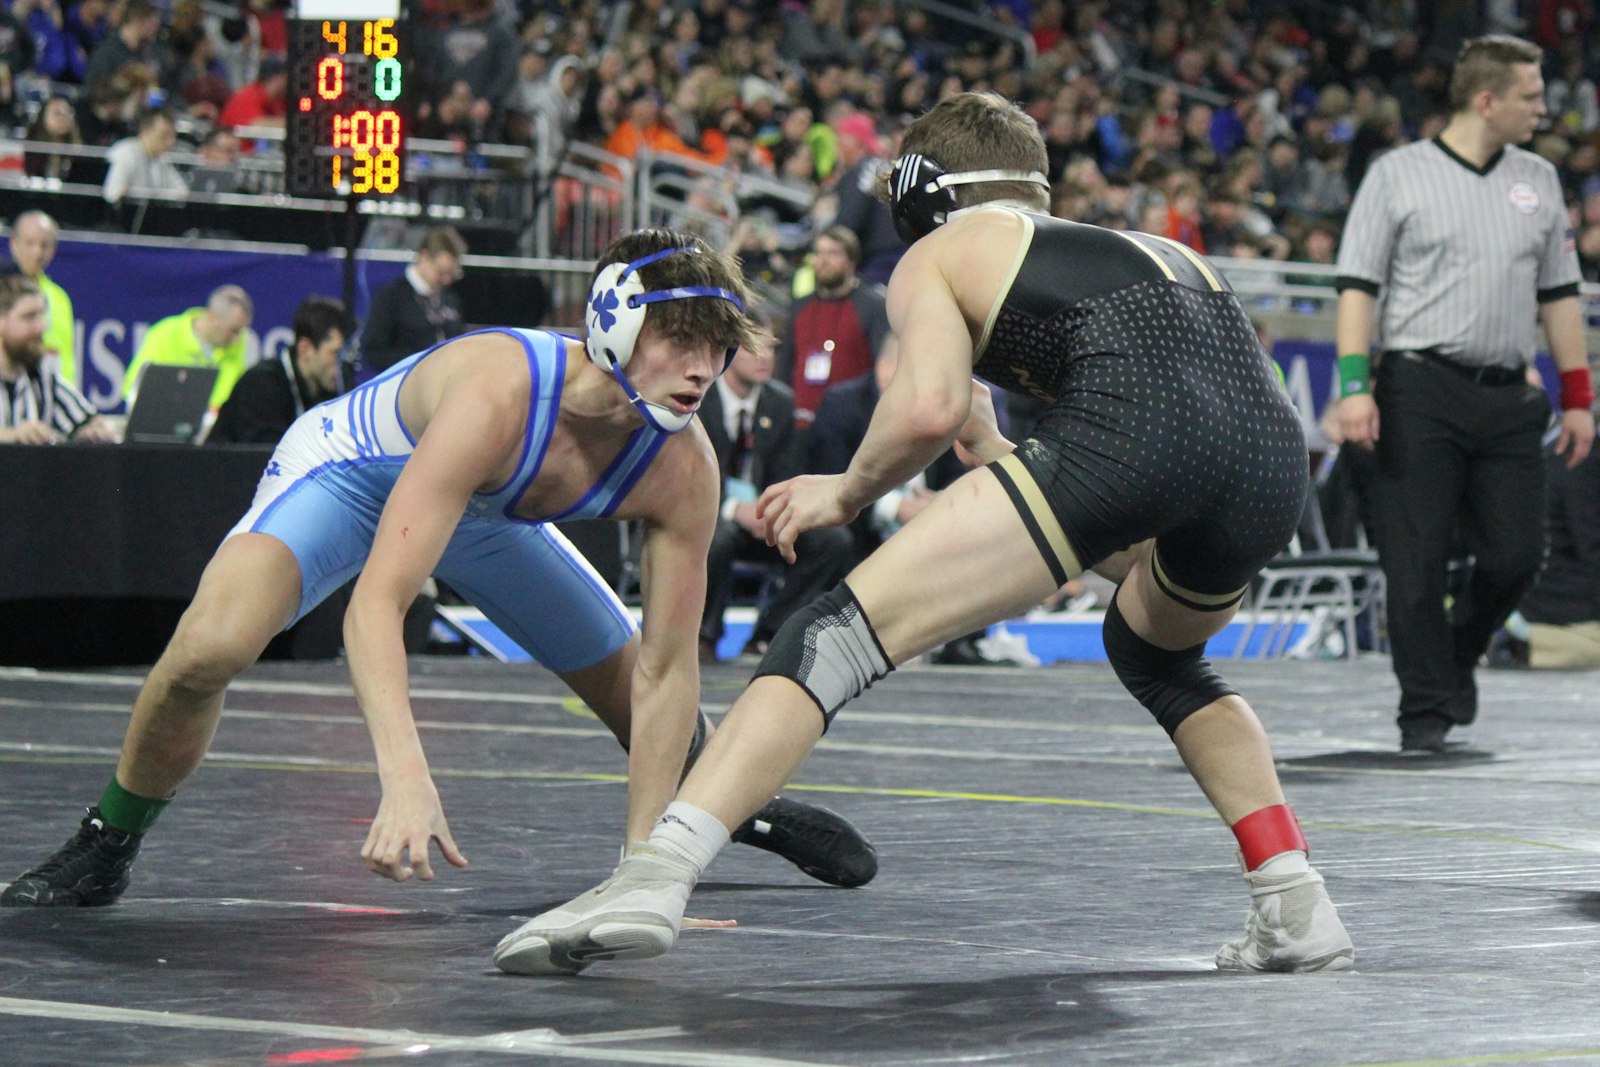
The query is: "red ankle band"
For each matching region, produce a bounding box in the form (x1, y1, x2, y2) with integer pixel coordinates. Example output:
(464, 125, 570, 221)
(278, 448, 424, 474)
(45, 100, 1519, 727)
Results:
(1231, 804, 1308, 871)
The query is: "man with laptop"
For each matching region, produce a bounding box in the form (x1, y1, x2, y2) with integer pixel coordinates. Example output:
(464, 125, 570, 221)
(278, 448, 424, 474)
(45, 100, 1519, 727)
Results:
(123, 285, 254, 413)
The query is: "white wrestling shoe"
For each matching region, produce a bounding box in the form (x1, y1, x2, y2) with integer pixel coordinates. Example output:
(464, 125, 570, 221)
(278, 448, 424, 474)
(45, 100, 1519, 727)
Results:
(493, 847, 696, 976)
(1215, 866, 1355, 973)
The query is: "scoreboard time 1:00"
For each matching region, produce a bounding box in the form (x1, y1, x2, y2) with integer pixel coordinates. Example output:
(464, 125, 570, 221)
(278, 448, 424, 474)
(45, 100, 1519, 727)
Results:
(286, 17, 407, 198)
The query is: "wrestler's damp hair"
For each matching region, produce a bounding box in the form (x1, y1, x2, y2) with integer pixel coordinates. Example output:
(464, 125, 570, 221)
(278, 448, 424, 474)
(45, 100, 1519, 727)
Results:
(590, 228, 760, 356)
(1449, 35, 1542, 113)
(878, 92, 1051, 213)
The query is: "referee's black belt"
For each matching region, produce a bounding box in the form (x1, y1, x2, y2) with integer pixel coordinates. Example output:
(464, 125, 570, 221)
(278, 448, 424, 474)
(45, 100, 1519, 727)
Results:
(1387, 349, 1526, 386)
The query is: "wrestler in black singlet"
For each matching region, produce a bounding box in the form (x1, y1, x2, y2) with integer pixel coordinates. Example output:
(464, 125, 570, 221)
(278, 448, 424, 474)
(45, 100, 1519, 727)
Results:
(976, 210, 1308, 608)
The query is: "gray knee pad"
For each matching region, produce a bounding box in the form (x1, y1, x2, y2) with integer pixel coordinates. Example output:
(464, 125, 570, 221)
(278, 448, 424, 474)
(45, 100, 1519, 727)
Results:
(1102, 593, 1236, 737)
(754, 582, 892, 730)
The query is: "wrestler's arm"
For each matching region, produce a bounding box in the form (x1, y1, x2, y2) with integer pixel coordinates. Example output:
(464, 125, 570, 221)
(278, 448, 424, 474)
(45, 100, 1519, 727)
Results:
(346, 354, 526, 881)
(623, 428, 720, 845)
(757, 237, 978, 562)
(834, 237, 976, 515)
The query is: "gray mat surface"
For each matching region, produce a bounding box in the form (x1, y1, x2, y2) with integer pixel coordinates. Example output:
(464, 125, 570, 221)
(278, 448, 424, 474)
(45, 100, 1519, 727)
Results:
(2, 656, 1598, 1066)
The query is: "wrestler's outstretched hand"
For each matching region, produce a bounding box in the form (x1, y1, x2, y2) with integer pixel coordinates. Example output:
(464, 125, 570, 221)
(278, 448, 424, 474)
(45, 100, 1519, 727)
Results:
(758, 474, 859, 563)
(361, 778, 469, 882)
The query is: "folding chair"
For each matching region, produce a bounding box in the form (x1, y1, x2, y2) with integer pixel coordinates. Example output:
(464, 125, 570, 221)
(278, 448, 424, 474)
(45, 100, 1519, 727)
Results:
(1233, 457, 1387, 659)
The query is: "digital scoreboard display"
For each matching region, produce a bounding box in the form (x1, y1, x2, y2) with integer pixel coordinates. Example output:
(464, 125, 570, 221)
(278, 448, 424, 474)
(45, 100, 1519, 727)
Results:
(286, 9, 408, 198)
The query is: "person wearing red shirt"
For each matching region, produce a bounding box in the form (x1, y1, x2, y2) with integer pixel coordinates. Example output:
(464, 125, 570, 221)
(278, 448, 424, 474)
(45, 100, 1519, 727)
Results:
(776, 226, 889, 427)
(218, 55, 288, 130)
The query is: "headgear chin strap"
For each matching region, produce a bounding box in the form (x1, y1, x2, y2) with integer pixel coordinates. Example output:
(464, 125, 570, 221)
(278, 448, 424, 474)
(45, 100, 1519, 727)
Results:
(585, 245, 745, 433)
(888, 153, 1052, 243)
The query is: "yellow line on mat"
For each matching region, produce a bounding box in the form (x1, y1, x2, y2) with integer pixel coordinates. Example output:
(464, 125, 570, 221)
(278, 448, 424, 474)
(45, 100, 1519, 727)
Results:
(1, 753, 1578, 851)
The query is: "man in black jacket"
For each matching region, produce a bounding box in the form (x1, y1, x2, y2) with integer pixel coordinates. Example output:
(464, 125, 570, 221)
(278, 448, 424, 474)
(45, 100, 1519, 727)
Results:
(359, 227, 467, 372)
(209, 297, 353, 445)
(700, 324, 853, 660)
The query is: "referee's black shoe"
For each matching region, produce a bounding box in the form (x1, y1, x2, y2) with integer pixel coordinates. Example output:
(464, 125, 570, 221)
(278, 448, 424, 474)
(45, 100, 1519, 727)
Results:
(732, 796, 877, 888)
(2, 808, 143, 907)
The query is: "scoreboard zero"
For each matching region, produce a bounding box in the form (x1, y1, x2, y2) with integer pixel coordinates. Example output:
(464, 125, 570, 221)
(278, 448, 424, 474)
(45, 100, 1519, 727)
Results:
(286, 0, 408, 199)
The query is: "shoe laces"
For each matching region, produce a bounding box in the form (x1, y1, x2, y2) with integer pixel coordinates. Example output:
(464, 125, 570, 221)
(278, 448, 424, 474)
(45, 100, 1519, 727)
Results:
(28, 810, 135, 879)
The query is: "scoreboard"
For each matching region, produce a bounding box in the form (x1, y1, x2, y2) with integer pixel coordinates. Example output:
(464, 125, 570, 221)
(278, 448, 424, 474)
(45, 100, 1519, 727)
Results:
(286, 0, 408, 198)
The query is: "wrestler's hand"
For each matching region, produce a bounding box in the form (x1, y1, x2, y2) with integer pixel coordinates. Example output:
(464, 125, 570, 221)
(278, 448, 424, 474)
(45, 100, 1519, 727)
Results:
(757, 474, 858, 563)
(362, 778, 468, 882)
(954, 380, 1015, 467)
(1336, 394, 1380, 449)
(1556, 407, 1595, 468)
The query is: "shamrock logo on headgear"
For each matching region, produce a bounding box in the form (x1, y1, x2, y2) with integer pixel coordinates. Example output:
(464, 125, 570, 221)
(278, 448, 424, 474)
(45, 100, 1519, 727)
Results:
(590, 288, 621, 332)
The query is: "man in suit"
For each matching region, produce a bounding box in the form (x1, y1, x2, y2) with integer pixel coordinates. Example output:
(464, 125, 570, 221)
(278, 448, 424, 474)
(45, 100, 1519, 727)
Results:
(700, 323, 854, 661)
(360, 227, 468, 373)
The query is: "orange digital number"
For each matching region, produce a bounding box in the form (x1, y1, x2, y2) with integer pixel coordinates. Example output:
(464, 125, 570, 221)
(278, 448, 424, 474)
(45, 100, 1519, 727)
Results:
(321, 20, 347, 52)
(350, 150, 401, 195)
(363, 19, 398, 59)
(316, 55, 343, 100)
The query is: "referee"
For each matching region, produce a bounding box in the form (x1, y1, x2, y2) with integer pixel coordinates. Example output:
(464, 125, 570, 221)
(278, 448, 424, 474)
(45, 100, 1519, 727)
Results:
(1333, 35, 1595, 754)
(0, 274, 114, 445)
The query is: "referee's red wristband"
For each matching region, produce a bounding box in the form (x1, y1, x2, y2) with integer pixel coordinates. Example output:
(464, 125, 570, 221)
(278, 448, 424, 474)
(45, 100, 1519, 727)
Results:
(1559, 368, 1594, 412)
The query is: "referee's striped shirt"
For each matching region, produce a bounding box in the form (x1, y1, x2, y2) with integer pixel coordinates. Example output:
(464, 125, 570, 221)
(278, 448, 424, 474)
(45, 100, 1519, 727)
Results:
(1335, 137, 1581, 369)
(1, 365, 98, 438)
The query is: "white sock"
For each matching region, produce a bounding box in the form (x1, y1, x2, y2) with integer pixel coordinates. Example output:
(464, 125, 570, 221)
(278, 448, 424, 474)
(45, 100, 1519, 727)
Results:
(1256, 850, 1311, 876)
(644, 801, 730, 877)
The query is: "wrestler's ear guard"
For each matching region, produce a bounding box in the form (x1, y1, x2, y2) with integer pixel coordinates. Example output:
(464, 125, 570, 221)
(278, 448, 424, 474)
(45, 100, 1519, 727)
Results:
(887, 153, 1053, 244)
(584, 246, 745, 433)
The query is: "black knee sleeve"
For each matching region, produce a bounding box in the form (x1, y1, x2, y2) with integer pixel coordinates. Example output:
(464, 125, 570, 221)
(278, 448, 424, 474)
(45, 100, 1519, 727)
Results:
(1102, 594, 1236, 737)
(754, 582, 892, 731)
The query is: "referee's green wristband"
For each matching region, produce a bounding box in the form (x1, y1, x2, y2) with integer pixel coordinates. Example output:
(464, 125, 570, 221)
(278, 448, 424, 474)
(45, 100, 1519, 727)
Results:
(1337, 354, 1372, 397)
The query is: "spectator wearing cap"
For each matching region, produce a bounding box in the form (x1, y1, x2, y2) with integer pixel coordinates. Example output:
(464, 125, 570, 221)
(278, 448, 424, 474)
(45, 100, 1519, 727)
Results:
(829, 110, 904, 286)
(217, 54, 287, 129)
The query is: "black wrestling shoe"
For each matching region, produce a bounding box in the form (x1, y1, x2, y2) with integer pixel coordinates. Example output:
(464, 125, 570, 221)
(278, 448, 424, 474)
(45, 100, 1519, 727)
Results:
(732, 796, 877, 888)
(1, 808, 143, 907)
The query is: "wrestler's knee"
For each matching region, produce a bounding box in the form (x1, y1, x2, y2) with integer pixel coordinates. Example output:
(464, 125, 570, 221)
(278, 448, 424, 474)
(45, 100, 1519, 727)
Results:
(157, 599, 271, 696)
(754, 582, 893, 730)
(1101, 592, 1236, 737)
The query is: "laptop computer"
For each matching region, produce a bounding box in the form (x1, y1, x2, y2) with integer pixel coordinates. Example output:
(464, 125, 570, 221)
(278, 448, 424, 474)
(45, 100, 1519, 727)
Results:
(124, 364, 219, 444)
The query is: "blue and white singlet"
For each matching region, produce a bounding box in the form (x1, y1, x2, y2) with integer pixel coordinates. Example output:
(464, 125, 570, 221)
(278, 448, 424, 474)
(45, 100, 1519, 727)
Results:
(226, 328, 666, 672)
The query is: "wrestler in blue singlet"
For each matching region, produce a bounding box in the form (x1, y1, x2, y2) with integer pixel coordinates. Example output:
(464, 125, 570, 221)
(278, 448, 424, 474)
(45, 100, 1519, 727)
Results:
(228, 328, 663, 672)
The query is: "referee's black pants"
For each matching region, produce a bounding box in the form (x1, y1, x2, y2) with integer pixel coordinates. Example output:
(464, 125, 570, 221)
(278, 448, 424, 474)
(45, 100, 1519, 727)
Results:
(1373, 354, 1550, 727)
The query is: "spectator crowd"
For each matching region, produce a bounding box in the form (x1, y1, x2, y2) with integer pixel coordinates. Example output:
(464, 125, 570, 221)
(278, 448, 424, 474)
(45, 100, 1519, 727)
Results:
(0, 1, 1595, 280)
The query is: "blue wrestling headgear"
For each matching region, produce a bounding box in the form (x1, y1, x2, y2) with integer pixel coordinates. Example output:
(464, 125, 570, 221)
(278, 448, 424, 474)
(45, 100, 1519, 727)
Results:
(585, 245, 746, 434)
(887, 153, 1052, 244)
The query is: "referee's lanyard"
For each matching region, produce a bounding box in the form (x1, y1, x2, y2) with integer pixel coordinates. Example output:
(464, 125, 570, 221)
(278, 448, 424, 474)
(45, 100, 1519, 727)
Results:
(279, 350, 308, 420)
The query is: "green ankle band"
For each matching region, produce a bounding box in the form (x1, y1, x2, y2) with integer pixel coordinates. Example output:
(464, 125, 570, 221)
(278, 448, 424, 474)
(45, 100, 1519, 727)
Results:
(98, 778, 172, 835)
